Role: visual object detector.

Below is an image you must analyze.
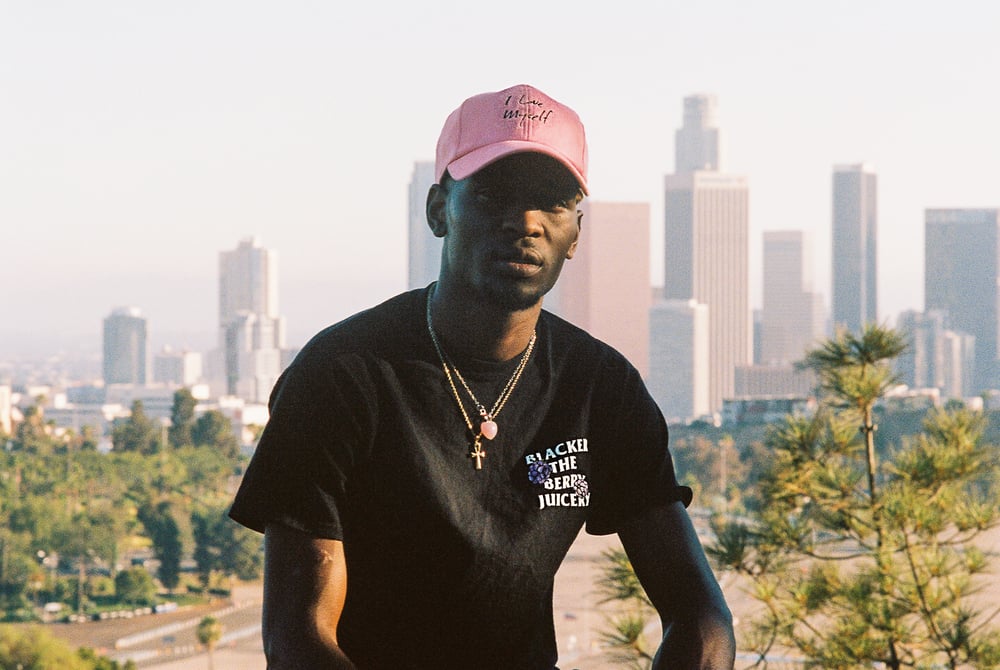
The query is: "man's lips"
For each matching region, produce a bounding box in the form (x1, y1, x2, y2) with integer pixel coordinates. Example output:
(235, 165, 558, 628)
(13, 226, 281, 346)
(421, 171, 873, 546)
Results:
(494, 249, 543, 265)
(492, 250, 543, 276)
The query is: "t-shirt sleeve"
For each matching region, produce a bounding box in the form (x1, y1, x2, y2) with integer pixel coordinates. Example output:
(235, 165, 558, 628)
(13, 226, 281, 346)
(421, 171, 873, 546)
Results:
(585, 359, 692, 536)
(228, 357, 373, 539)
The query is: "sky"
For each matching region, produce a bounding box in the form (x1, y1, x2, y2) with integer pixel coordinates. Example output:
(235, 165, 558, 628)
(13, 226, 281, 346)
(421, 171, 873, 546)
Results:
(2, 1, 999, 358)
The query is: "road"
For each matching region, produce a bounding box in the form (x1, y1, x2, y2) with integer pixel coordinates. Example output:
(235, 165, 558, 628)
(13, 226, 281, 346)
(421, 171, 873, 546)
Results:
(9, 587, 265, 669)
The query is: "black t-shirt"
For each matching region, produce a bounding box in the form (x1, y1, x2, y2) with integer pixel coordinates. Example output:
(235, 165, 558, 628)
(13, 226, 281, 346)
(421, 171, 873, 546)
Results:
(229, 286, 691, 670)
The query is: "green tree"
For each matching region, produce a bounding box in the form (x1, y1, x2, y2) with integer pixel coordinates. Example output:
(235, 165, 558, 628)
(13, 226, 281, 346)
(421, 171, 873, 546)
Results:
(0, 531, 35, 615)
(192, 507, 263, 587)
(114, 567, 157, 606)
(709, 324, 1000, 669)
(51, 508, 120, 614)
(12, 405, 57, 454)
(0, 625, 92, 669)
(196, 615, 224, 670)
(112, 401, 161, 455)
(71, 424, 101, 452)
(168, 388, 197, 448)
(138, 501, 183, 591)
(191, 410, 240, 458)
(192, 509, 222, 589)
(77, 646, 138, 669)
(217, 518, 263, 582)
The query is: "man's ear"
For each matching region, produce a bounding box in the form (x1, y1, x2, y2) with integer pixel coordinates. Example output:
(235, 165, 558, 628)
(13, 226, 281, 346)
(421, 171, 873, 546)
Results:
(565, 209, 583, 260)
(426, 184, 448, 238)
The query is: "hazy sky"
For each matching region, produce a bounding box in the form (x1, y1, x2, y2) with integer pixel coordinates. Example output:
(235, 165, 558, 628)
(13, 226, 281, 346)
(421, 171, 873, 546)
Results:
(3, 1, 998, 357)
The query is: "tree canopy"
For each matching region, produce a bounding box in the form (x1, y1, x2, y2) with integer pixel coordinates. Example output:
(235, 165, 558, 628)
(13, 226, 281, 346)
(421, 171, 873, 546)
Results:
(1, 395, 262, 620)
(709, 324, 1000, 669)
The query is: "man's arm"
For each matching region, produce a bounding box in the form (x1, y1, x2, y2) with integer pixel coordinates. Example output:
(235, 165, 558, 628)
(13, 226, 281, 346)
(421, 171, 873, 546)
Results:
(262, 523, 356, 669)
(618, 500, 736, 670)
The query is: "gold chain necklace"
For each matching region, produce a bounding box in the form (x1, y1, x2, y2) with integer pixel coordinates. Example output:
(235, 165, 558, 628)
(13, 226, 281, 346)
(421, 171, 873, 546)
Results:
(426, 287, 536, 470)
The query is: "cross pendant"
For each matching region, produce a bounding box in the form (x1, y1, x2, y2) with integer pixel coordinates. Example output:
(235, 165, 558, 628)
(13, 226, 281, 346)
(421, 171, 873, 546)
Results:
(469, 437, 486, 470)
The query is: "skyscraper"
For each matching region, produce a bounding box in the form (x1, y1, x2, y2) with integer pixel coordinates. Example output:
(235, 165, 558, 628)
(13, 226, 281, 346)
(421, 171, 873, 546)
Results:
(407, 161, 440, 289)
(832, 163, 877, 333)
(759, 231, 825, 365)
(153, 346, 203, 387)
(547, 201, 651, 375)
(663, 94, 750, 412)
(925, 208, 1000, 392)
(103, 306, 148, 385)
(218, 237, 286, 401)
(895, 309, 975, 399)
(675, 94, 720, 173)
(648, 299, 710, 422)
(220, 236, 281, 328)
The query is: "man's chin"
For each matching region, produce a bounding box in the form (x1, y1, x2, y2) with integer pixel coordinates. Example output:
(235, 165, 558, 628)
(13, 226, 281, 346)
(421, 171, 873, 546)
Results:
(484, 283, 549, 312)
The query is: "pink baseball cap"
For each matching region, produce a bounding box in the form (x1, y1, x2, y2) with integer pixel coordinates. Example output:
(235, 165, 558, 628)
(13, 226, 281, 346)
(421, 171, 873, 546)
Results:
(435, 84, 589, 195)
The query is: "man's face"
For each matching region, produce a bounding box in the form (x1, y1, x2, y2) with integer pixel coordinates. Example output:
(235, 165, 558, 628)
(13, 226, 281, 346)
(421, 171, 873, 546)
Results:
(432, 153, 583, 311)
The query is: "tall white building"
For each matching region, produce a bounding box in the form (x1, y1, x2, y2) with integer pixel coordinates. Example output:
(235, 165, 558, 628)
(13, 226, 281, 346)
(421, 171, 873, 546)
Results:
(218, 237, 286, 402)
(408, 161, 440, 290)
(648, 299, 710, 423)
(663, 95, 750, 413)
(832, 163, 878, 334)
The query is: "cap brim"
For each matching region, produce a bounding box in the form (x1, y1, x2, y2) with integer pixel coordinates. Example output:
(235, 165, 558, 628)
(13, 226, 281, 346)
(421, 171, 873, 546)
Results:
(446, 140, 589, 195)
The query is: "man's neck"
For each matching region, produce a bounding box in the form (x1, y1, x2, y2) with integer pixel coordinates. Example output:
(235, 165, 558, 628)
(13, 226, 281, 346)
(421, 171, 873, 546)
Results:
(428, 283, 541, 362)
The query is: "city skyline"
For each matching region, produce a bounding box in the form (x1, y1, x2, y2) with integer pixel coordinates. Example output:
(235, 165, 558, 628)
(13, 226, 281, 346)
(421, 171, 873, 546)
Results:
(3, 2, 999, 358)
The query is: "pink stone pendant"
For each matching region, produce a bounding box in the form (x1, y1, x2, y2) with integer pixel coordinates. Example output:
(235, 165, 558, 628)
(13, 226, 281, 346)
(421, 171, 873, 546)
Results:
(480, 420, 498, 440)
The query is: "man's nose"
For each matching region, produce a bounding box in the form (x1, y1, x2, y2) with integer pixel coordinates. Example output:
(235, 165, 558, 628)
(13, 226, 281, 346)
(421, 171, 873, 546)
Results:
(500, 205, 545, 237)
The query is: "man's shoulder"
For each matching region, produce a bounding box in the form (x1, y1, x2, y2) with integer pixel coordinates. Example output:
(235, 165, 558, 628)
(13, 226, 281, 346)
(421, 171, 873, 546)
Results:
(540, 309, 635, 374)
(541, 310, 625, 360)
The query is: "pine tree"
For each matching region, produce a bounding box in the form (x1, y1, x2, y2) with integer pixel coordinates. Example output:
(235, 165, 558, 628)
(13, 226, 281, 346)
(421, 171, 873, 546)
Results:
(709, 324, 1000, 668)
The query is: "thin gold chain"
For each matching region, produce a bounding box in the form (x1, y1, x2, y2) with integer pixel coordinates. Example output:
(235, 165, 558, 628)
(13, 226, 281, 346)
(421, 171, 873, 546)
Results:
(426, 287, 536, 433)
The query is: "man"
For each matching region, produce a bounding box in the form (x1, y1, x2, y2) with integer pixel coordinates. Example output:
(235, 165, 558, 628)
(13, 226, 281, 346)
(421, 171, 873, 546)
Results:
(229, 83, 735, 669)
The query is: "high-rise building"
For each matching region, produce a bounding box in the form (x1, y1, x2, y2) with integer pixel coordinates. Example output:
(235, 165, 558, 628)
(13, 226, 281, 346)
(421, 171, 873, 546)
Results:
(663, 94, 750, 412)
(408, 161, 440, 290)
(648, 299, 710, 423)
(547, 201, 651, 375)
(925, 208, 1000, 391)
(675, 94, 720, 173)
(895, 309, 975, 399)
(759, 231, 825, 365)
(218, 237, 286, 402)
(832, 163, 877, 333)
(153, 346, 203, 387)
(220, 236, 281, 328)
(103, 306, 148, 385)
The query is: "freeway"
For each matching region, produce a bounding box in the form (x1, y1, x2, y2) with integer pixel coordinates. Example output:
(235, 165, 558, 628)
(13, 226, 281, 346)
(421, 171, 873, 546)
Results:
(11, 584, 266, 669)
